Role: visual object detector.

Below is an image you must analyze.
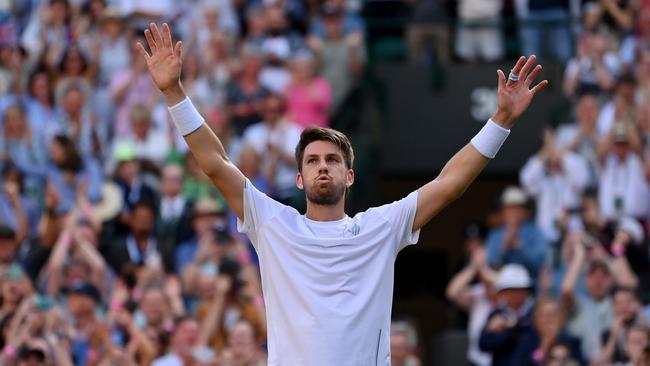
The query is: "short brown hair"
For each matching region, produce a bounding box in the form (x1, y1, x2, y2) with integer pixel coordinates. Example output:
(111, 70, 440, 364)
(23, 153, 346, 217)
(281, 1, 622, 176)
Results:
(295, 127, 354, 172)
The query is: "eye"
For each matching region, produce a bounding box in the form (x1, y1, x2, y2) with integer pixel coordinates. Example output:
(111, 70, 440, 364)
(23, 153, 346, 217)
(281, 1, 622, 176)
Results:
(327, 156, 339, 163)
(307, 158, 316, 164)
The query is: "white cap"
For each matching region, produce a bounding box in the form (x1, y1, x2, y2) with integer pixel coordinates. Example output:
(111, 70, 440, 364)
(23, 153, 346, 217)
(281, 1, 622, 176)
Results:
(618, 217, 645, 245)
(501, 186, 528, 207)
(495, 264, 532, 292)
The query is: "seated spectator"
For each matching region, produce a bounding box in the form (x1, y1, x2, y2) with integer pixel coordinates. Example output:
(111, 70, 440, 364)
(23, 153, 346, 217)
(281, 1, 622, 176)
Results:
(196, 262, 266, 352)
(309, 0, 365, 41)
(112, 104, 170, 167)
(618, 325, 650, 366)
(240, 94, 302, 204)
(100, 201, 163, 276)
(597, 74, 638, 138)
(486, 186, 549, 279)
(226, 47, 270, 137)
(479, 264, 536, 366)
(390, 320, 422, 366)
(0, 166, 33, 243)
(176, 198, 227, 274)
(555, 94, 602, 188)
(520, 129, 590, 243)
(446, 223, 497, 366)
(152, 316, 201, 366)
(514, 297, 585, 365)
(594, 287, 643, 364)
(111, 143, 158, 214)
(220, 319, 267, 366)
(619, 5, 650, 73)
(597, 122, 649, 222)
(307, 2, 366, 119)
(157, 163, 194, 273)
(46, 135, 103, 214)
(563, 31, 619, 97)
(285, 51, 332, 129)
(109, 36, 158, 138)
(1, 104, 47, 181)
(258, 5, 305, 94)
(544, 342, 582, 366)
(562, 230, 638, 360)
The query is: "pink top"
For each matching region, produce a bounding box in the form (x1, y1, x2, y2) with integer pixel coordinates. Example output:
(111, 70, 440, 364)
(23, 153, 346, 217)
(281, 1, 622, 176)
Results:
(285, 78, 332, 129)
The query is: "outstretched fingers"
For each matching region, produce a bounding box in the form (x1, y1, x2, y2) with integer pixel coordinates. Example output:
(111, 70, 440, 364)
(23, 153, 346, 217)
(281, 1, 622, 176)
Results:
(497, 69, 506, 90)
(174, 41, 182, 59)
(150, 23, 164, 51)
(144, 29, 157, 53)
(162, 23, 173, 49)
(531, 80, 549, 95)
(135, 42, 151, 61)
(507, 56, 526, 86)
(525, 65, 542, 87)
(519, 54, 537, 81)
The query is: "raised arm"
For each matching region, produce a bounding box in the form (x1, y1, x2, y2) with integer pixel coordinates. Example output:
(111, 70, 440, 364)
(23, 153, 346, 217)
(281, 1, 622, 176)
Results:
(137, 23, 246, 220)
(413, 56, 548, 231)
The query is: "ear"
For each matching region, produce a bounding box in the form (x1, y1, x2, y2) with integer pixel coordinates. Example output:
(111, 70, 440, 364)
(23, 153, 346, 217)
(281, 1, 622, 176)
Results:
(296, 172, 304, 190)
(346, 169, 354, 188)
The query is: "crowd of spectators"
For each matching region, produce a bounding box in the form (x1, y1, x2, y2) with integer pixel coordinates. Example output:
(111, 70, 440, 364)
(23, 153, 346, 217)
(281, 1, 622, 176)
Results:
(446, 1, 650, 365)
(0, 0, 649, 365)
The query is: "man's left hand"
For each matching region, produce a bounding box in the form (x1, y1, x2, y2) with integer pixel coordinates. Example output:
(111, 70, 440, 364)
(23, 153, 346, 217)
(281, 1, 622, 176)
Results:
(492, 55, 548, 129)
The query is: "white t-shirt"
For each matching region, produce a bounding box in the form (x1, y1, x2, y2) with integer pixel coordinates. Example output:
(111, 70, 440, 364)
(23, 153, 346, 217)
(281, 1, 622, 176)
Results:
(152, 353, 182, 366)
(237, 180, 420, 366)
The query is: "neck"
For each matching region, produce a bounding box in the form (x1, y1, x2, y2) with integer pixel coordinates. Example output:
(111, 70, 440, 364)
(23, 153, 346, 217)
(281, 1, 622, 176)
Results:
(135, 235, 149, 248)
(305, 199, 346, 221)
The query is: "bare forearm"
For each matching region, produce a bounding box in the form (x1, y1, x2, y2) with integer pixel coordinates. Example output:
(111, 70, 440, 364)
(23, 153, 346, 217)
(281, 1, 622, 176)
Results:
(446, 265, 477, 304)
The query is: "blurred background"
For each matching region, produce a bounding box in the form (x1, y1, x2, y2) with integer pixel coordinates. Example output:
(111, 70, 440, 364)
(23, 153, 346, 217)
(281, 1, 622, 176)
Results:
(0, 0, 649, 365)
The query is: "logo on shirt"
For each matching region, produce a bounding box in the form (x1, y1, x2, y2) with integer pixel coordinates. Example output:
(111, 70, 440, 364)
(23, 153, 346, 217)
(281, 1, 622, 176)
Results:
(347, 223, 360, 235)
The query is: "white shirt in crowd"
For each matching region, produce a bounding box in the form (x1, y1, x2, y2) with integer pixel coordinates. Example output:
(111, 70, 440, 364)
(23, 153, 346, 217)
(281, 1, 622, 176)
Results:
(238, 180, 420, 366)
(242, 120, 302, 198)
(152, 353, 182, 366)
(598, 153, 650, 221)
(467, 284, 493, 366)
(520, 152, 590, 242)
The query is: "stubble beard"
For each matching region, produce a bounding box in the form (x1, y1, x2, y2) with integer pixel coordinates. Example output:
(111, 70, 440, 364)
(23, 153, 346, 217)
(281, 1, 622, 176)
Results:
(306, 180, 346, 206)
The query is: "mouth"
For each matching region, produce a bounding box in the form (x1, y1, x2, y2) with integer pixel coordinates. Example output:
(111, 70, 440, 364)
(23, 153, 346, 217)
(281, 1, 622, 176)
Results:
(316, 175, 331, 182)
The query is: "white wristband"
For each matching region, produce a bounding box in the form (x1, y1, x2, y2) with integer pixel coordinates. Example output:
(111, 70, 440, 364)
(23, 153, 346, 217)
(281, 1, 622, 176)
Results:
(470, 119, 511, 159)
(168, 97, 204, 136)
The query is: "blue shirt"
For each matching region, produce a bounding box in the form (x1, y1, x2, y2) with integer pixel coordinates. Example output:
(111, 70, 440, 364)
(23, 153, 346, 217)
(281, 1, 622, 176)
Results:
(486, 222, 549, 279)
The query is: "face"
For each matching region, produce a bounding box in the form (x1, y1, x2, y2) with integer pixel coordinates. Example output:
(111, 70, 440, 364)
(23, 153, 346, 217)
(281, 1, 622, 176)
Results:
(291, 58, 313, 81)
(534, 301, 564, 336)
(64, 263, 90, 288)
(498, 288, 529, 310)
(576, 95, 599, 131)
(228, 321, 256, 353)
(261, 96, 284, 123)
(62, 89, 84, 116)
(502, 205, 527, 226)
(161, 165, 183, 198)
(613, 141, 630, 160)
(614, 291, 639, 322)
(62, 46, 85, 75)
(3, 106, 26, 135)
(130, 206, 155, 237)
(132, 119, 151, 139)
(626, 328, 649, 358)
(297, 140, 353, 206)
(0, 239, 16, 263)
(1, 277, 23, 306)
(30, 73, 50, 101)
(585, 267, 612, 300)
(172, 319, 200, 356)
(67, 294, 95, 317)
(141, 289, 167, 325)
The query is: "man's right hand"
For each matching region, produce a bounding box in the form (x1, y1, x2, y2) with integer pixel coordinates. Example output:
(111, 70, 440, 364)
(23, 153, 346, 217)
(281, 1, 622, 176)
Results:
(137, 23, 186, 105)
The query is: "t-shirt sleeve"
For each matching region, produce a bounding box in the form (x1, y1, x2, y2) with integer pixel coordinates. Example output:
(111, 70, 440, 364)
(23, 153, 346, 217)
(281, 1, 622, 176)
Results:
(374, 190, 421, 253)
(237, 179, 286, 248)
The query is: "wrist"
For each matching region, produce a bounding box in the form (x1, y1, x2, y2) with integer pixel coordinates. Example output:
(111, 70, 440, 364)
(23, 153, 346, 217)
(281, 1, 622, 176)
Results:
(491, 111, 514, 128)
(162, 83, 186, 106)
